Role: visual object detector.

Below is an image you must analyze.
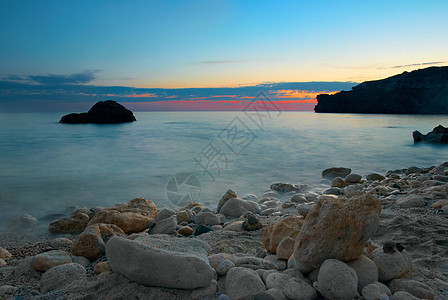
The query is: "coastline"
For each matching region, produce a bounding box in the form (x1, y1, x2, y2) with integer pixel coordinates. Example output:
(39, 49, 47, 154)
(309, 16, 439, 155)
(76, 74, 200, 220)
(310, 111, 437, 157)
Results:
(0, 163, 448, 299)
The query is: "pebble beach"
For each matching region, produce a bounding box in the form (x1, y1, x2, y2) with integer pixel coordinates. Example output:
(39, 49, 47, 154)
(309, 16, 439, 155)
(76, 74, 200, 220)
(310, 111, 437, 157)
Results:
(1, 163, 448, 300)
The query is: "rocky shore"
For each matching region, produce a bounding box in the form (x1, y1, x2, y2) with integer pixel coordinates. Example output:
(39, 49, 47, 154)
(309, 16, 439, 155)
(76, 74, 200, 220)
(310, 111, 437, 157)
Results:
(1, 163, 448, 299)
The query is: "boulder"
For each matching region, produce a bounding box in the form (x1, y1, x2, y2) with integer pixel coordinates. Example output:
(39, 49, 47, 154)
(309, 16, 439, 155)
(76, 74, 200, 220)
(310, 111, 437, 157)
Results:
(88, 198, 157, 234)
(71, 223, 125, 260)
(322, 167, 351, 179)
(388, 279, 435, 300)
(149, 215, 177, 235)
(314, 259, 359, 300)
(347, 255, 379, 291)
(289, 193, 381, 272)
(217, 189, 238, 213)
(49, 210, 90, 234)
(345, 173, 362, 184)
(413, 125, 448, 143)
(219, 198, 260, 217)
(371, 246, 413, 282)
(262, 216, 304, 254)
(265, 272, 316, 300)
(106, 235, 213, 289)
(60, 100, 136, 124)
(40, 263, 86, 292)
(31, 250, 72, 272)
(225, 267, 266, 299)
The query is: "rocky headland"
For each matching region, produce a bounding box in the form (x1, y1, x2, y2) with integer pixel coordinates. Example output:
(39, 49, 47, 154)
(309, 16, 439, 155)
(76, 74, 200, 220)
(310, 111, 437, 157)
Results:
(314, 66, 448, 114)
(413, 125, 448, 144)
(1, 163, 448, 299)
(59, 100, 136, 124)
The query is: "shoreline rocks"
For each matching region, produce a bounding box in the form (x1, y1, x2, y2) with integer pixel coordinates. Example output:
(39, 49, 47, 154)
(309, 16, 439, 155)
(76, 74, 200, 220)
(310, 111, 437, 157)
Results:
(60, 100, 136, 124)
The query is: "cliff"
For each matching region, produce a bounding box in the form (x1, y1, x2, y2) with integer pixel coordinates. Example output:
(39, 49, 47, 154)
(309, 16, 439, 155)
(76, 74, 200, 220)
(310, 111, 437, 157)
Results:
(314, 66, 448, 114)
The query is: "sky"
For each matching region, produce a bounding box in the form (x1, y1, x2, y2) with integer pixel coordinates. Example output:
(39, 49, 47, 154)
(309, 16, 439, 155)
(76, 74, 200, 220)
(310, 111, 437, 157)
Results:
(0, 0, 447, 112)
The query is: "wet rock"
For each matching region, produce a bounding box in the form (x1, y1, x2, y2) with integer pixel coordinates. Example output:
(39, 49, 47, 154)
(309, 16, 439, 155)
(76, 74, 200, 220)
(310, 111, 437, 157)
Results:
(366, 173, 386, 181)
(270, 183, 300, 193)
(345, 173, 362, 184)
(289, 193, 381, 272)
(413, 125, 448, 144)
(88, 198, 157, 234)
(219, 198, 261, 217)
(297, 204, 313, 217)
(60, 100, 136, 124)
(49, 210, 90, 234)
(314, 259, 359, 300)
(262, 216, 304, 254)
(217, 189, 238, 213)
(242, 214, 263, 231)
(324, 187, 341, 195)
(322, 167, 351, 180)
(40, 263, 86, 292)
(388, 279, 435, 300)
(331, 177, 346, 188)
(31, 250, 72, 272)
(343, 184, 364, 197)
(265, 272, 316, 300)
(290, 194, 308, 204)
(225, 267, 266, 299)
(149, 215, 177, 235)
(71, 223, 125, 260)
(106, 235, 213, 289)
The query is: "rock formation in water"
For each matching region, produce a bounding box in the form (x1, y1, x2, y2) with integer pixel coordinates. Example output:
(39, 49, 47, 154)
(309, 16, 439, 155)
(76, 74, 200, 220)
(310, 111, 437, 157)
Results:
(60, 100, 136, 124)
(315, 66, 448, 114)
(413, 125, 448, 143)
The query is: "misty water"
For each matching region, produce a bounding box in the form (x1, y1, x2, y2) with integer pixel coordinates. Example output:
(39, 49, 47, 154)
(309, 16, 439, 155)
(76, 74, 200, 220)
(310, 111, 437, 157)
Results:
(1, 111, 448, 228)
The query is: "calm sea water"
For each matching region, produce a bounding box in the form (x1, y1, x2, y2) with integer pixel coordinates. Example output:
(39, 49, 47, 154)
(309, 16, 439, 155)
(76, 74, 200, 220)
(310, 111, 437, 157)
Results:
(1, 111, 447, 227)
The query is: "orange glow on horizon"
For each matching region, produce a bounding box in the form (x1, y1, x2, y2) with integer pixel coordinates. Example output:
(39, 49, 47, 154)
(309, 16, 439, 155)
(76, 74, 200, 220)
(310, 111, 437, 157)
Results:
(274, 89, 338, 99)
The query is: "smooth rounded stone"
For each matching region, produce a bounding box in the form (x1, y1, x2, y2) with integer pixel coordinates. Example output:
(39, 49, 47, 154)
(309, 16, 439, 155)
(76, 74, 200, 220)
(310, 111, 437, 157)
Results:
(290, 194, 307, 204)
(345, 173, 362, 184)
(182, 202, 204, 211)
(289, 193, 381, 273)
(395, 194, 425, 208)
(191, 279, 218, 299)
(176, 209, 195, 223)
(154, 208, 177, 223)
(87, 198, 157, 234)
(194, 224, 213, 236)
(362, 283, 390, 300)
(264, 288, 287, 300)
(208, 253, 233, 269)
(304, 192, 319, 202)
(266, 272, 316, 300)
(219, 294, 231, 300)
(218, 189, 238, 212)
(220, 198, 261, 217)
(49, 237, 73, 248)
(388, 279, 435, 300)
(236, 256, 278, 270)
(106, 235, 213, 289)
(406, 166, 422, 175)
(390, 291, 420, 300)
(281, 202, 296, 209)
(0, 247, 12, 261)
(72, 256, 90, 268)
(225, 267, 266, 300)
(297, 204, 313, 217)
(322, 167, 351, 180)
(7, 214, 38, 231)
(178, 225, 194, 235)
(262, 190, 280, 198)
(431, 199, 448, 209)
(216, 259, 235, 276)
(31, 250, 72, 272)
(191, 205, 203, 214)
(307, 268, 319, 284)
(0, 258, 6, 266)
(314, 259, 358, 300)
(149, 215, 177, 234)
(211, 225, 223, 230)
(270, 183, 300, 193)
(261, 208, 276, 216)
(323, 187, 340, 195)
(331, 177, 346, 188)
(94, 261, 111, 274)
(262, 216, 304, 254)
(373, 282, 392, 296)
(366, 173, 386, 181)
(194, 211, 221, 226)
(275, 237, 295, 260)
(371, 247, 413, 282)
(241, 194, 258, 202)
(224, 220, 244, 231)
(262, 270, 278, 283)
(347, 255, 379, 291)
(49, 211, 90, 234)
(264, 255, 286, 270)
(243, 214, 263, 231)
(261, 199, 282, 209)
(343, 184, 364, 197)
(40, 263, 86, 292)
(71, 223, 125, 260)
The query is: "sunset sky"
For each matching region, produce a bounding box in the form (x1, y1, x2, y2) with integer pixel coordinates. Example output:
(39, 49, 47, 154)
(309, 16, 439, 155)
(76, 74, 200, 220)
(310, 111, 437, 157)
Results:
(0, 0, 447, 111)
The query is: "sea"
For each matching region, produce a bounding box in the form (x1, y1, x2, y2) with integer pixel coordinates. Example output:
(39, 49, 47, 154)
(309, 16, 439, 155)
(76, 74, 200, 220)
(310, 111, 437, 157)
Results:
(1, 111, 447, 228)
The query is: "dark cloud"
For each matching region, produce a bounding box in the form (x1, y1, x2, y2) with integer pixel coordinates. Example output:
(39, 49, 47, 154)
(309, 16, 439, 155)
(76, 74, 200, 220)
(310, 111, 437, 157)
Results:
(380, 61, 447, 69)
(26, 70, 99, 85)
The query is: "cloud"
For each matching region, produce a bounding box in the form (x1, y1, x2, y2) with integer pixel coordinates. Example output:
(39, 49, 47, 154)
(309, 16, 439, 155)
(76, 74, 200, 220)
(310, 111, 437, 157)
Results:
(28, 69, 99, 85)
(381, 61, 448, 69)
